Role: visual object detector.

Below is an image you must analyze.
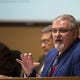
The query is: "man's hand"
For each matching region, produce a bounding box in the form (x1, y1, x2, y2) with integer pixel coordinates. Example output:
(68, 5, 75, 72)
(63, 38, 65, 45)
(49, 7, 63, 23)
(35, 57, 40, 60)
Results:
(16, 53, 40, 76)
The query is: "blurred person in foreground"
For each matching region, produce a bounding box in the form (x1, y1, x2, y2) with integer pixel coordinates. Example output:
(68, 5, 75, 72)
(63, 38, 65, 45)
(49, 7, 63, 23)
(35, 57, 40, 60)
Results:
(0, 43, 21, 78)
(16, 14, 80, 77)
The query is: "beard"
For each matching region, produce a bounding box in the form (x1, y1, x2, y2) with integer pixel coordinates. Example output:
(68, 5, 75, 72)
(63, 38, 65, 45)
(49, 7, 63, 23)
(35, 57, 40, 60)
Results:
(54, 43, 64, 52)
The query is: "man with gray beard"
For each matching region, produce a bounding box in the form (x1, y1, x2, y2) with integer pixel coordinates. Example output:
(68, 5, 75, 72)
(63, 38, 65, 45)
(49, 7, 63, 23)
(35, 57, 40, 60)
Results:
(16, 14, 80, 77)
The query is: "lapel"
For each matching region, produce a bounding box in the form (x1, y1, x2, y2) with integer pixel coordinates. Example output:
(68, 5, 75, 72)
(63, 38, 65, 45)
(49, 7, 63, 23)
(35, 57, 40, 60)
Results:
(41, 48, 58, 76)
(52, 51, 70, 76)
(45, 53, 58, 76)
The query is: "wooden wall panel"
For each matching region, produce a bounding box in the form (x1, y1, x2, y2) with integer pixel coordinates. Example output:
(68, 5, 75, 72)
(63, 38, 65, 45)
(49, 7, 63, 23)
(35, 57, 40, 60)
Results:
(0, 25, 44, 61)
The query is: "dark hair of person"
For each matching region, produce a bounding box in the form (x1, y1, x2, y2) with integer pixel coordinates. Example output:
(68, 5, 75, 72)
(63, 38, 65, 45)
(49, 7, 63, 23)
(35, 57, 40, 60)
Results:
(0, 43, 20, 77)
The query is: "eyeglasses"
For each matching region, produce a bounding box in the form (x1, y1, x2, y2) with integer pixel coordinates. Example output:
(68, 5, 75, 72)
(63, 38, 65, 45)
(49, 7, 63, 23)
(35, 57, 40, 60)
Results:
(52, 28, 73, 33)
(41, 38, 51, 44)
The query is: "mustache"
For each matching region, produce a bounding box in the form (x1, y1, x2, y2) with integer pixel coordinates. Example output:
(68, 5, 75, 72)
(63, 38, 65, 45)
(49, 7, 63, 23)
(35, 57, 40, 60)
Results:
(54, 37, 63, 42)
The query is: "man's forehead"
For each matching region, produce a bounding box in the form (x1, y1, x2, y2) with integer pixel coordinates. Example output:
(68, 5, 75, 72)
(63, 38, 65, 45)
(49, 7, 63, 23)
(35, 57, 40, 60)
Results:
(52, 20, 69, 28)
(41, 33, 51, 39)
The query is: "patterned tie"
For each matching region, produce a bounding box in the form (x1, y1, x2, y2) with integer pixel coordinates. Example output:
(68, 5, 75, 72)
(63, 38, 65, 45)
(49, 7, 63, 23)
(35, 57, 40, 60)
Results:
(48, 54, 59, 77)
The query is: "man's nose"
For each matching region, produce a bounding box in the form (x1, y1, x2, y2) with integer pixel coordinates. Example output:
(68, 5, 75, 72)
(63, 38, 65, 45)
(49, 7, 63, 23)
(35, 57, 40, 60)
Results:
(56, 30, 61, 36)
(41, 43, 46, 48)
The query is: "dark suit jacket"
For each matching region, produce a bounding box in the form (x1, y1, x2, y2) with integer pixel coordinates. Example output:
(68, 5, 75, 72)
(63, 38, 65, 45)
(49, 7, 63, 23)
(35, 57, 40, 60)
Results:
(35, 54, 45, 73)
(41, 38, 80, 77)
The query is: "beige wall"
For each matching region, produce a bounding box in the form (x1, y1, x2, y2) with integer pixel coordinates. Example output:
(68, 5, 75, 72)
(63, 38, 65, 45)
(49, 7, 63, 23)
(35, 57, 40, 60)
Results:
(0, 25, 44, 61)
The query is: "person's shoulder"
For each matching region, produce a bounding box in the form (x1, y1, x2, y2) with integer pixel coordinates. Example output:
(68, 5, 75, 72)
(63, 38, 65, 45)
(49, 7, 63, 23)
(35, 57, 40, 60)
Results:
(44, 48, 58, 65)
(71, 38, 80, 58)
(47, 48, 58, 56)
(74, 38, 80, 52)
(45, 48, 58, 60)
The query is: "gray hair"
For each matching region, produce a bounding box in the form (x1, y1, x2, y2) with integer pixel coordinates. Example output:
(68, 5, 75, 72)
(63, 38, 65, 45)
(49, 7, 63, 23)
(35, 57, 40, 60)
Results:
(41, 25, 52, 33)
(53, 14, 78, 30)
(41, 25, 53, 39)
